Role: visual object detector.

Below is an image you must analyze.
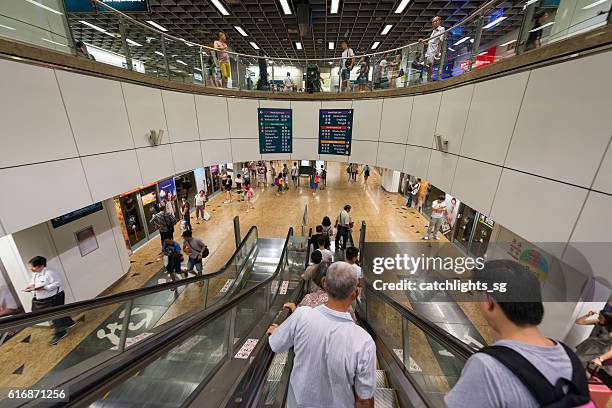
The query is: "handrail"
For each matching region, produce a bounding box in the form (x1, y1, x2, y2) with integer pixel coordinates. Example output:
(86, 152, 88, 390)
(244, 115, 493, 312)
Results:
(363, 280, 476, 360)
(89, 0, 501, 62)
(63, 227, 295, 408)
(0, 225, 259, 332)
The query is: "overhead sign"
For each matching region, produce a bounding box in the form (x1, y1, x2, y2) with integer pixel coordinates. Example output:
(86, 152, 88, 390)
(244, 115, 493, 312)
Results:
(63, 0, 149, 13)
(51, 202, 103, 228)
(318, 109, 353, 156)
(258, 108, 292, 154)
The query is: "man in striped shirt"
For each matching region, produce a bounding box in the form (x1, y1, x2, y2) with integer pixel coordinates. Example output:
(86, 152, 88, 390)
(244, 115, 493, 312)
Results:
(267, 262, 376, 407)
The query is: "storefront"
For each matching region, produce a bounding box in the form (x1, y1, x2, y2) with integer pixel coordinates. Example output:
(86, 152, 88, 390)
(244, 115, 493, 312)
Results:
(452, 202, 494, 257)
(174, 170, 197, 207)
(114, 182, 160, 250)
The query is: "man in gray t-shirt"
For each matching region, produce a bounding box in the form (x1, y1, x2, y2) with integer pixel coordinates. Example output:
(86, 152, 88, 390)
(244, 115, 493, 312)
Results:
(445, 260, 587, 407)
(181, 230, 206, 276)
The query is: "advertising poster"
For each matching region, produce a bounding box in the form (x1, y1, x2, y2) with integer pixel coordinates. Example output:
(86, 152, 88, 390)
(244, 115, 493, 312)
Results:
(441, 194, 460, 238)
(75, 226, 98, 257)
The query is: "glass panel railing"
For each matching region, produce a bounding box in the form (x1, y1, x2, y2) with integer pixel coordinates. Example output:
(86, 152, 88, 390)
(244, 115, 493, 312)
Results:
(0, 227, 261, 405)
(360, 285, 470, 408)
(2, 0, 610, 95)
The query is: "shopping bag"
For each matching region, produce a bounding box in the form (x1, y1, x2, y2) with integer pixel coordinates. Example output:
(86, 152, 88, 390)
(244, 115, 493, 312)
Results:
(203, 211, 211, 221)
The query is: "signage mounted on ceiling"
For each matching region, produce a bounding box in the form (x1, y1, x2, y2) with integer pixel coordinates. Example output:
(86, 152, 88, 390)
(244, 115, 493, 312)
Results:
(63, 0, 150, 13)
(51, 202, 103, 228)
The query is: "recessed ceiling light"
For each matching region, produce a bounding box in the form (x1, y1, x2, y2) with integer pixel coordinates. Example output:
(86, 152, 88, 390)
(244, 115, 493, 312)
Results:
(211, 0, 230, 16)
(331, 0, 340, 14)
(146, 20, 168, 32)
(155, 51, 165, 57)
(194, 67, 202, 72)
(295, 42, 303, 50)
(279, 0, 292, 15)
(249, 42, 260, 50)
(176, 59, 188, 66)
(371, 41, 380, 49)
(394, 0, 411, 14)
(483, 16, 507, 30)
(126, 38, 143, 47)
(0, 24, 16, 31)
(234, 26, 248, 37)
(25, 0, 62, 15)
(381, 24, 393, 35)
(328, 41, 335, 50)
(500, 39, 517, 47)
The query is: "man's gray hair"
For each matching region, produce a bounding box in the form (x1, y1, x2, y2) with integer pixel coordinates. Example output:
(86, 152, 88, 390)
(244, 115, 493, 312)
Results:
(326, 262, 358, 300)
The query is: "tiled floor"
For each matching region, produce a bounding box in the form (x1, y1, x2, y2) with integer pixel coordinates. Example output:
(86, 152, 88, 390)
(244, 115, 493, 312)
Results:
(0, 161, 492, 393)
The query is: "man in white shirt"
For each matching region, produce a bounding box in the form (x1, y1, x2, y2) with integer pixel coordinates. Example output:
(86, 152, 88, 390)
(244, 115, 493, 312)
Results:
(283, 72, 294, 92)
(335, 204, 353, 250)
(315, 238, 333, 264)
(267, 262, 376, 408)
(423, 195, 447, 240)
(24, 256, 76, 345)
(421, 16, 445, 81)
(291, 162, 299, 187)
(344, 247, 363, 280)
(340, 40, 355, 92)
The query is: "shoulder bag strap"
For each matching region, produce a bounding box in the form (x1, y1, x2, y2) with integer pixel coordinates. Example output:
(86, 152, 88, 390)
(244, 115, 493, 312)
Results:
(559, 342, 590, 397)
(479, 345, 555, 406)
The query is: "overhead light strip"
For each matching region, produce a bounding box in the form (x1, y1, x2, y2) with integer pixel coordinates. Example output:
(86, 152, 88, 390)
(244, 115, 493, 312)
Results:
(24, 0, 63, 15)
(79, 20, 116, 38)
(176, 59, 188, 66)
(234, 26, 248, 36)
(279, 0, 292, 15)
(331, 0, 340, 14)
(155, 51, 165, 57)
(529, 21, 555, 32)
(0, 24, 16, 31)
(249, 41, 260, 50)
(381, 24, 393, 35)
(211, 0, 230, 16)
(500, 39, 516, 47)
(146, 20, 168, 32)
(483, 16, 507, 29)
(295, 42, 303, 50)
(328, 41, 335, 50)
(126, 38, 143, 47)
(454, 36, 471, 45)
(395, 0, 411, 14)
(371, 41, 380, 49)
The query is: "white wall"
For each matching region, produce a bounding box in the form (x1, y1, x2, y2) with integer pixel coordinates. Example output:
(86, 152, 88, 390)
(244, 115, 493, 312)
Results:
(0, 49, 611, 288)
(0, 200, 130, 310)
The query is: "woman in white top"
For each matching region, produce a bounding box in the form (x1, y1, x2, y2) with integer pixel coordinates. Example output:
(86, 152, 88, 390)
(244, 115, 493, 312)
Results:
(194, 190, 207, 223)
(24, 256, 75, 345)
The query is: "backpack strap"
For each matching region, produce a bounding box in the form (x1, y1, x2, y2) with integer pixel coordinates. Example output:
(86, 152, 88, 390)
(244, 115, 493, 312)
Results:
(558, 342, 590, 402)
(479, 345, 556, 406)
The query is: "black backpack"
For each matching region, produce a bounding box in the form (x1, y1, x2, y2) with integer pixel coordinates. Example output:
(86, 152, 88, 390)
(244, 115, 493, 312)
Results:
(479, 342, 593, 408)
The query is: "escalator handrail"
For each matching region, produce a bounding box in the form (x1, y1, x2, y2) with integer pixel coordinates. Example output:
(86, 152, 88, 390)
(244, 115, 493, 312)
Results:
(38, 228, 295, 408)
(226, 228, 313, 408)
(362, 280, 477, 360)
(0, 225, 259, 331)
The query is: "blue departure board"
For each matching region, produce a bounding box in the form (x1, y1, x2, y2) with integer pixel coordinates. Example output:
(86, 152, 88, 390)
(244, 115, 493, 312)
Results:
(258, 108, 292, 154)
(318, 109, 353, 156)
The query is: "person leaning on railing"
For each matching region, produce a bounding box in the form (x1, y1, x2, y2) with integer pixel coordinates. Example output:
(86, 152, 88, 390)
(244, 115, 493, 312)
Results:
(420, 15, 445, 82)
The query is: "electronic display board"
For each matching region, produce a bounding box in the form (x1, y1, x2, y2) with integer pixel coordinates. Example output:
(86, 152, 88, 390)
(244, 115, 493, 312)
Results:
(318, 109, 353, 156)
(258, 108, 292, 154)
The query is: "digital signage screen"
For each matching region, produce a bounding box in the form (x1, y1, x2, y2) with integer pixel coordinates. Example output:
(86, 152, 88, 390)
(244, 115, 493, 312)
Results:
(64, 0, 149, 13)
(318, 109, 353, 156)
(258, 108, 292, 154)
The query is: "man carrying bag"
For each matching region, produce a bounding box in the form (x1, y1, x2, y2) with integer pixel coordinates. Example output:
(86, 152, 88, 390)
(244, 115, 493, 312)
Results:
(335, 205, 353, 251)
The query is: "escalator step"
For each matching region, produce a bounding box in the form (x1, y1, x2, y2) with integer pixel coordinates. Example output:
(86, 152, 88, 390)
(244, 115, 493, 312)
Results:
(101, 377, 199, 406)
(139, 359, 214, 380)
(374, 388, 398, 408)
(375, 370, 387, 388)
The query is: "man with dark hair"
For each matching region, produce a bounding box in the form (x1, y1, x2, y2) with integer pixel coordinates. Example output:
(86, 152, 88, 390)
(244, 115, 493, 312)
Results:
(310, 225, 330, 251)
(422, 195, 446, 240)
(182, 230, 207, 280)
(344, 247, 362, 280)
(75, 40, 95, 60)
(445, 260, 590, 408)
(316, 237, 333, 263)
(267, 262, 375, 407)
(24, 256, 76, 345)
(151, 204, 176, 246)
(335, 204, 353, 251)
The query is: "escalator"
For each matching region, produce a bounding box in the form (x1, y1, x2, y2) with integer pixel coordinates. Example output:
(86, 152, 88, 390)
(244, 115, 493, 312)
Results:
(0, 226, 302, 408)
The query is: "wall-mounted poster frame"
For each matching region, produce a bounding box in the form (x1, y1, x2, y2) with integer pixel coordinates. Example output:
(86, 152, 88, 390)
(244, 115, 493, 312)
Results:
(75, 226, 99, 257)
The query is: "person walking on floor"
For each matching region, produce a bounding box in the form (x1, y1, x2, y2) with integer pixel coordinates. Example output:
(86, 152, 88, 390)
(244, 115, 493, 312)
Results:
(194, 190, 207, 223)
(416, 179, 428, 213)
(163, 237, 186, 286)
(406, 178, 421, 208)
(235, 173, 244, 201)
(25, 256, 76, 345)
(282, 163, 289, 190)
(151, 204, 176, 246)
(351, 163, 358, 181)
(245, 183, 255, 212)
(221, 170, 232, 204)
(182, 230, 208, 285)
(310, 167, 320, 195)
(291, 162, 299, 188)
(320, 165, 327, 189)
(363, 164, 370, 186)
(423, 195, 447, 240)
(335, 205, 353, 251)
(180, 197, 192, 232)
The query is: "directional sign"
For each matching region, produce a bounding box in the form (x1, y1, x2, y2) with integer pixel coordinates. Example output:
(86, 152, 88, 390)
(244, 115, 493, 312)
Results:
(318, 109, 353, 156)
(258, 108, 292, 154)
